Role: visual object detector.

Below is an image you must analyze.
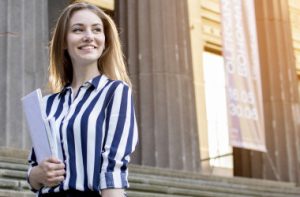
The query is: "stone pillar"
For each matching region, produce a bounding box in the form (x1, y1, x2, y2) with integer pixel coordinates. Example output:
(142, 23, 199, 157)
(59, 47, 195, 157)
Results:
(234, 0, 300, 183)
(115, 0, 200, 172)
(48, 0, 69, 37)
(0, 0, 49, 152)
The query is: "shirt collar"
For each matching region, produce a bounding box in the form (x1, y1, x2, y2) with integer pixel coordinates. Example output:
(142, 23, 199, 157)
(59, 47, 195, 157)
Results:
(60, 83, 71, 96)
(87, 74, 109, 91)
(59, 74, 109, 96)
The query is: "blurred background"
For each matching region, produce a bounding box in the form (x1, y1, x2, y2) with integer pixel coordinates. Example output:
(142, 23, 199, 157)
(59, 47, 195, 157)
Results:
(0, 0, 300, 196)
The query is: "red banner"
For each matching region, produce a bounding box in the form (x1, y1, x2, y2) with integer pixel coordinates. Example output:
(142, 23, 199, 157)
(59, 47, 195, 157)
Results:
(220, 0, 266, 152)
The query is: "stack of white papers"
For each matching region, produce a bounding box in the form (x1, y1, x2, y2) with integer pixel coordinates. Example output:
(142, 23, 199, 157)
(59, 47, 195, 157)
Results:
(21, 89, 56, 163)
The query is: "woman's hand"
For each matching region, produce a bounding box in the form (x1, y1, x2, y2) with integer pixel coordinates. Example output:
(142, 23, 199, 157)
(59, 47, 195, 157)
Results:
(29, 157, 65, 190)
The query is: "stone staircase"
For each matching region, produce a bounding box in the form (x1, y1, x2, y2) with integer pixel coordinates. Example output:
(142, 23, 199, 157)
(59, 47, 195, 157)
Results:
(0, 156, 300, 197)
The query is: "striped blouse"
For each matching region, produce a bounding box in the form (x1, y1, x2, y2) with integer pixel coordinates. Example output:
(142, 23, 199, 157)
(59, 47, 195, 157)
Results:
(27, 74, 138, 195)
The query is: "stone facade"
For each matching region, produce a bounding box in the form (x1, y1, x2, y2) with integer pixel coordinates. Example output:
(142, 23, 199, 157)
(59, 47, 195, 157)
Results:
(115, 0, 200, 172)
(0, 0, 48, 150)
(1, 0, 300, 183)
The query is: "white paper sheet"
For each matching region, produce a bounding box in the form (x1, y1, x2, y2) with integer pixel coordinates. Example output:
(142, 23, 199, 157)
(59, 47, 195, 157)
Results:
(21, 89, 55, 163)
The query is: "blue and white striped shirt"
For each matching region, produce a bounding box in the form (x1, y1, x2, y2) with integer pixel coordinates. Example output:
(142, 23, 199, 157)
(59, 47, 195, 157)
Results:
(27, 74, 138, 195)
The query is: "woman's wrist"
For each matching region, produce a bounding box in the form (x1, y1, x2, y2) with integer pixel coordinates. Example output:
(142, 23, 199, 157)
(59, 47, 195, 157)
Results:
(28, 166, 43, 190)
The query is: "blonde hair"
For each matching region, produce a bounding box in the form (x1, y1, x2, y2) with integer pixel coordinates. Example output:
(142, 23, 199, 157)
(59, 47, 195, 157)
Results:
(49, 2, 131, 92)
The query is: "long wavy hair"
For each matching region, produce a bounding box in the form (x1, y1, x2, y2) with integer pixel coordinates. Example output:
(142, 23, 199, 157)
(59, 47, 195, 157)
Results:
(48, 2, 131, 92)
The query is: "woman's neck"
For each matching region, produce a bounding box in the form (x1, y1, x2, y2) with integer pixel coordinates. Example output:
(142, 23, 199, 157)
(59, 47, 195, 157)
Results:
(71, 62, 100, 93)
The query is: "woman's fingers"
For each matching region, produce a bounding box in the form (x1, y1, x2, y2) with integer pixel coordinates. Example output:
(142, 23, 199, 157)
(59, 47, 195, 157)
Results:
(43, 171, 65, 187)
(46, 174, 65, 185)
(46, 169, 65, 178)
(46, 157, 65, 169)
(38, 157, 66, 187)
(47, 156, 62, 164)
(41, 157, 65, 171)
(46, 162, 65, 171)
(48, 175, 65, 182)
(55, 169, 66, 177)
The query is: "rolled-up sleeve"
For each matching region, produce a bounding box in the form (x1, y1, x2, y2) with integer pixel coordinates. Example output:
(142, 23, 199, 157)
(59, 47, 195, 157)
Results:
(100, 83, 138, 189)
(26, 148, 39, 192)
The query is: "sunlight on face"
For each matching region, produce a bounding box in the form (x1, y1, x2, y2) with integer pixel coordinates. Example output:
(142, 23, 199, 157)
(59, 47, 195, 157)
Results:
(67, 9, 105, 67)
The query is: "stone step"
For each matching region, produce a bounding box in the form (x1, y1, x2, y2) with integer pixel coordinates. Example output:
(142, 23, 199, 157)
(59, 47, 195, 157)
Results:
(127, 190, 193, 197)
(129, 164, 296, 189)
(0, 189, 189, 197)
(0, 189, 34, 197)
(0, 156, 296, 189)
(0, 162, 27, 172)
(129, 182, 253, 197)
(1, 156, 300, 197)
(1, 171, 297, 197)
(0, 169, 26, 180)
(0, 156, 27, 165)
(1, 158, 296, 192)
(130, 173, 300, 196)
(0, 179, 19, 190)
(129, 178, 300, 197)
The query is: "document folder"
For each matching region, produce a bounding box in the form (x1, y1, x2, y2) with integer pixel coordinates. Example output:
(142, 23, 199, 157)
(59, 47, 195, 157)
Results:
(21, 89, 56, 163)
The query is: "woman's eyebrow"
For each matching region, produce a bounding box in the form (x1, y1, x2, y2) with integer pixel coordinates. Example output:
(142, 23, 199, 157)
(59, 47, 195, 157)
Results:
(71, 23, 103, 27)
(92, 23, 103, 27)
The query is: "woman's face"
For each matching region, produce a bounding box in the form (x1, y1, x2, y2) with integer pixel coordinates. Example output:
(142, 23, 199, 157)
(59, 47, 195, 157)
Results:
(66, 9, 105, 66)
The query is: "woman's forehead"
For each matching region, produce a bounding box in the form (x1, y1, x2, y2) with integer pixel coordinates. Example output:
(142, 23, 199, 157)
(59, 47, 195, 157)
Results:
(69, 9, 103, 26)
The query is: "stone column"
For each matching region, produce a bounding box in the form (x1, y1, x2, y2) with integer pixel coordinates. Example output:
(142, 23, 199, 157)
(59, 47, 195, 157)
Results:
(115, 0, 200, 172)
(234, 0, 300, 183)
(0, 0, 49, 153)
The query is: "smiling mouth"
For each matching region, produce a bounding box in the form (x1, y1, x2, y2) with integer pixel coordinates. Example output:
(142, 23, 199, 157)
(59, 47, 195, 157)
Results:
(78, 45, 97, 50)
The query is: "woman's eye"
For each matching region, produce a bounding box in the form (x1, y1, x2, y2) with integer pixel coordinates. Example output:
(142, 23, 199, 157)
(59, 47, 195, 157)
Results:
(93, 28, 102, 33)
(72, 28, 83, 33)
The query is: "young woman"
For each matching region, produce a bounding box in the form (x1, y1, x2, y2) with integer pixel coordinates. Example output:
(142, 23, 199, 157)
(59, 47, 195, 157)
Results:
(27, 2, 138, 197)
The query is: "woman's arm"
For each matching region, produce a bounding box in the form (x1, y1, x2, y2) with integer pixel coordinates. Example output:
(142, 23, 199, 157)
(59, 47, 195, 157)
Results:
(100, 83, 138, 191)
(101, 189, 125, 197)
(28, 157, 65, 190)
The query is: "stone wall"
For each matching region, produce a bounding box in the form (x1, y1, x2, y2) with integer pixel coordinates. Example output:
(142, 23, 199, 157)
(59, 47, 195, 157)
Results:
(0, 0, 49, 150)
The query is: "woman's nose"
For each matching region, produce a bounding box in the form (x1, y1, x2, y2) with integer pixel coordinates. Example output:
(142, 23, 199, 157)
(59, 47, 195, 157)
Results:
(83, 31, 93, 42)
